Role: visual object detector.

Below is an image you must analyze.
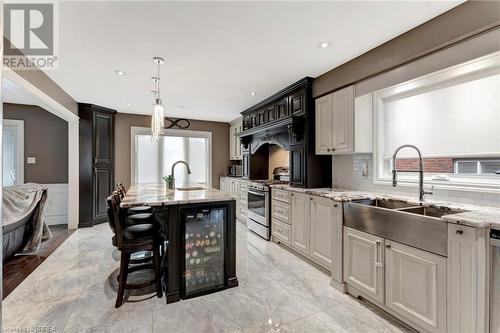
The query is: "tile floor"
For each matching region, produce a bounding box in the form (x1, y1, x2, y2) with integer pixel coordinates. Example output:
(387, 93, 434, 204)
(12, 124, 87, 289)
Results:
(2, 222, 412, 333)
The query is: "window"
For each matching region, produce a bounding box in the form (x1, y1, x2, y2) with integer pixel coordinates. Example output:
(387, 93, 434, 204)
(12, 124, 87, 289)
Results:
(2, 119, 24, 186)
(455, 160, 500, 175)
(131, 127, 212, 187)
(375, 52, 500, 190)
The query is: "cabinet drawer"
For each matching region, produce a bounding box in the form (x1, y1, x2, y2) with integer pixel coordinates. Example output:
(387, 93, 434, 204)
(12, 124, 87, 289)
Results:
(272, 219, 291, 246)
(272, 189, 291, 203)
(272, 200, 291, 224)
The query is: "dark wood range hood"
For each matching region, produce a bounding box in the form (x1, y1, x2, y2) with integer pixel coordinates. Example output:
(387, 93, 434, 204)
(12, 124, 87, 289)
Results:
(238, 77, 331, 188)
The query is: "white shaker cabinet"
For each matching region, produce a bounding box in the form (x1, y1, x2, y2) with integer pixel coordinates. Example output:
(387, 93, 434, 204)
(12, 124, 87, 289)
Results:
(291, 192, 310, 256)
(315, 94, 334, 154)
(385, 240, 447, 333)
(314, 85, 354, 155)
(343, 227, 385, 304)
(309, 196, 336, 270)
(229, 118, 243, 160)
(331, 85, 354, 153)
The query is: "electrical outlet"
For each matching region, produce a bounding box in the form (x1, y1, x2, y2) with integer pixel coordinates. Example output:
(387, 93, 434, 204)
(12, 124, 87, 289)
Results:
(27, 157, 36, 164)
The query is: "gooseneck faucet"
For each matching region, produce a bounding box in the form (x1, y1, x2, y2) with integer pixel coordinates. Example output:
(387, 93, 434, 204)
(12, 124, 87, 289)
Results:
(171, 160, 192, 189)
(392, 144, 433, 202)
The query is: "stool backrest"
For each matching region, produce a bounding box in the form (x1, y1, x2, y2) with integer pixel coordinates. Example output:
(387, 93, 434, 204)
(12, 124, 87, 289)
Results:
(106, 191, 124, 247)
(116, 182, 127, 199)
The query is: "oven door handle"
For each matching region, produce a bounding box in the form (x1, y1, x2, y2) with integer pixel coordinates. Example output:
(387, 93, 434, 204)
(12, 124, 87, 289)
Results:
(248, 189, 266, 197)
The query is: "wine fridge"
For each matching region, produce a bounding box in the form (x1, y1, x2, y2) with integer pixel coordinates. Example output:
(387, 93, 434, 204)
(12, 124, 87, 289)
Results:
(181, 207, 226, 298)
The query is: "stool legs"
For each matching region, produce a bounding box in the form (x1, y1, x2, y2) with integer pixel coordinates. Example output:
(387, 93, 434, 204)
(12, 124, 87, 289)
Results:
(116, 252, 130, 308)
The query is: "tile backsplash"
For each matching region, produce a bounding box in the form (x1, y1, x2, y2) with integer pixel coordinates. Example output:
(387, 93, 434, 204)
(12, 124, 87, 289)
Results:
(333, 153, 500, 208)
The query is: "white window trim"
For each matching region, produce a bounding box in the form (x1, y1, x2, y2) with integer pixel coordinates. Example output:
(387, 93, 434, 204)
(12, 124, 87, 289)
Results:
(373, 52, 500, 194)
(3, 119, 24, 185)
(130, 126, 212, 188)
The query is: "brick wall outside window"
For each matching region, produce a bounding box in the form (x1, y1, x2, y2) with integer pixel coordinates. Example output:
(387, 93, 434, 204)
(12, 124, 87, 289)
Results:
(395, 158, 454, 173)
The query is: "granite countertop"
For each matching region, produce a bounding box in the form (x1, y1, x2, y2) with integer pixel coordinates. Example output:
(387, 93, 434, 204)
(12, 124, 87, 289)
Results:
(120, 183, 234, 208)
(270, 184, 500, 229)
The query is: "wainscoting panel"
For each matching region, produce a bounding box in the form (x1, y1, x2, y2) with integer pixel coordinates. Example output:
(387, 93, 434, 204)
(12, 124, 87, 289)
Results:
(44, 183, 68, 226)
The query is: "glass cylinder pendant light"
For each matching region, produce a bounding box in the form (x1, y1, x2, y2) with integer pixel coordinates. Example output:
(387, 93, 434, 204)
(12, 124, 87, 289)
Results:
(151, 57, 165, 142)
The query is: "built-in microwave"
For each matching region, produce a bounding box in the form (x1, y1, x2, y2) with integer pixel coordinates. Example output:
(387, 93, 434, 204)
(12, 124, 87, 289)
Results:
(228, 165, 242, 177)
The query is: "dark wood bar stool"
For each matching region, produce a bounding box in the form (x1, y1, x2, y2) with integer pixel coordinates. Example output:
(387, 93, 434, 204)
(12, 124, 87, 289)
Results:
(106, 192, 163, 308)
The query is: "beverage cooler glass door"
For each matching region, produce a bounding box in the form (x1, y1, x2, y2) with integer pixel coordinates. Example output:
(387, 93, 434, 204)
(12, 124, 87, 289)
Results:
(182, 207, 226, 298)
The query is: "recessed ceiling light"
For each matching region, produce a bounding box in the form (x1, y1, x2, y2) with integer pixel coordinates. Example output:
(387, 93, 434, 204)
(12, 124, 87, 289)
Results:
(115, 70, 127, 76)
(126, 102, 132, 106)
(250, 92, 257, 96)
(318, 41, 331, 49)
(176, 105, 187, 109)
(220, 113, 225, 116)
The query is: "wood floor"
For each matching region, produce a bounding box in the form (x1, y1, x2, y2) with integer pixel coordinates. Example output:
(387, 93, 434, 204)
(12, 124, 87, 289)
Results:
(2, 224, 74, 299)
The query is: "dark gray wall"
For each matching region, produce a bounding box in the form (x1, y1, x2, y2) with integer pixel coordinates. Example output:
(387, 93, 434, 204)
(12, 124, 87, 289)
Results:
(3, 103, 68, 183)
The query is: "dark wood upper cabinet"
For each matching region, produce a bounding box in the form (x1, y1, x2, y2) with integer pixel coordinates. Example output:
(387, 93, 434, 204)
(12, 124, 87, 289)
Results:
(289, 89, 305, 116)
(94, 112, 114, 164)
(238, 77, 332, 188)
(266, 104, 277, 123)
(79, 103, 116, 228)
(289, 144, 305, 187)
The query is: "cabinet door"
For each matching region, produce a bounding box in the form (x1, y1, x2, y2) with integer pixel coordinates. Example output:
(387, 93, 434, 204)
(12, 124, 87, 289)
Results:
(385, 240, 446, 333)
(343, 227, 384, 304)
(447, 224, 488, 333)
(309, 196, 334, 269)
(220, 179, 226, 193)
(266, 104, 277, 123)
(94, 112, 114, 164)
(291, 192, 309, 256)
(94, 166, 113, 222)
(229, 125, 234, 160)
(289, 89, 305, 116)
(276, 98, 289, 119)
(289, 144, 305, 187)
(332, 85, 354, 154)
(315, 94, 333, 155)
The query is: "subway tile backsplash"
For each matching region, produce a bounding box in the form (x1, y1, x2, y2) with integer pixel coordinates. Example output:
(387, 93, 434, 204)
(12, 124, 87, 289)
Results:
(333, 153, 500, 208)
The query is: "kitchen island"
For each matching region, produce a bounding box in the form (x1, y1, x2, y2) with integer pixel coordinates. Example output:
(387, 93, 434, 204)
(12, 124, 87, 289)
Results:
(120, 184, 238, 303)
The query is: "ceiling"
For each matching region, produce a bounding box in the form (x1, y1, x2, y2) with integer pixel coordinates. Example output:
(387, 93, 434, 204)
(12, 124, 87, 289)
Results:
(44, 1, 463, 122)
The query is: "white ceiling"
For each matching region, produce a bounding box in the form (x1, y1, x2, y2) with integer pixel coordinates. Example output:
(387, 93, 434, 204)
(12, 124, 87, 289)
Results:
(45, 1, 463, 122)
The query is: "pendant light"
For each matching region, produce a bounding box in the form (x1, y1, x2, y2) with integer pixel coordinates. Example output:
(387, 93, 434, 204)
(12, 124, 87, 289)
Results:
(151, 56, 165, 142)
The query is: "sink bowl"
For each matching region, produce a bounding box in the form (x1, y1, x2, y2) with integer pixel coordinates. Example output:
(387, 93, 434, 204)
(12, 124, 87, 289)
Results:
(398, 206, 464, 218)
(176, 186, 205, 191)
(356, 199, 417, 210)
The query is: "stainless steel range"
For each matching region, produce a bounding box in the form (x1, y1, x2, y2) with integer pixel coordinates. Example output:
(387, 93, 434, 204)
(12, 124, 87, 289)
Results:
(247, 182, 270, 240)
(246, 177, 289, 240)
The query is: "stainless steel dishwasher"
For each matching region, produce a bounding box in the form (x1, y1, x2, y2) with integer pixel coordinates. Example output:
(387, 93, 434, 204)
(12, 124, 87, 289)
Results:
(491, 229, 500, 333)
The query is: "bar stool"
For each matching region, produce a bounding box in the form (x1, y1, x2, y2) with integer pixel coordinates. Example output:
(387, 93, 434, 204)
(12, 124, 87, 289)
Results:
(106, 192, 163, 308)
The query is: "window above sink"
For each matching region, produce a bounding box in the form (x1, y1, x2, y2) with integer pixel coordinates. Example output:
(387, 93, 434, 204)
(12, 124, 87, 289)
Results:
(373, 51, 500, 192)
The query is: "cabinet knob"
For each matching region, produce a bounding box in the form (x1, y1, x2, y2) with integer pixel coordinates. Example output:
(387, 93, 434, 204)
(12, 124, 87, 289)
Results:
(385, 244, 391, 249)
(291, 193, 294, 196)
(332, 148, 336, 152)
(334, 204, 338, 208)
(456, 229, 463, 235)
(327, 148, 331, 152)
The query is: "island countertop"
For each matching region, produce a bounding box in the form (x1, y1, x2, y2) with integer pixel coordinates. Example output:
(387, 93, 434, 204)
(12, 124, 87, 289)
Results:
(120, 183, 234, 208)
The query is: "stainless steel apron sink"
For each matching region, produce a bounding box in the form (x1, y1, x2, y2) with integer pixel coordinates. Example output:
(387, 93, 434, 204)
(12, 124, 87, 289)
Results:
(344, 199, 467, 257)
